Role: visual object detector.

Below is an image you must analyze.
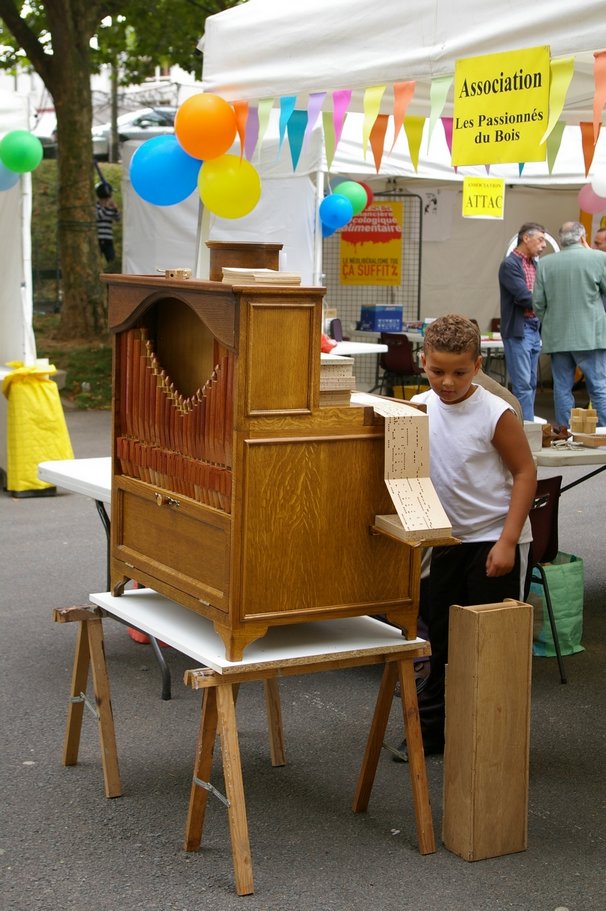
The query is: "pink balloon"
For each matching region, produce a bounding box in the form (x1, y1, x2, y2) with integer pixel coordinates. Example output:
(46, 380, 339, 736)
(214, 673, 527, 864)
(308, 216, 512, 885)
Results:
(578, 183, 606, 214)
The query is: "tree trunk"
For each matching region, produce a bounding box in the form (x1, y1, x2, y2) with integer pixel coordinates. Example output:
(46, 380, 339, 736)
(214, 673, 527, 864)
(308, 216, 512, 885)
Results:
(52, 43, 106, 340)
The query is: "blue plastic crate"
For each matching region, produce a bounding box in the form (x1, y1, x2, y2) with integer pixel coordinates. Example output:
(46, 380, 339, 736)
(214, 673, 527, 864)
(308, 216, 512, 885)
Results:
(359, 306, 403, 332)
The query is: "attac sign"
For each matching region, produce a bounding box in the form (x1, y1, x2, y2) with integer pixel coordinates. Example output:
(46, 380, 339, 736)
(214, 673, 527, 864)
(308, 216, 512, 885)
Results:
(452, 45, 550, 166)
(461, 177, 505, 220)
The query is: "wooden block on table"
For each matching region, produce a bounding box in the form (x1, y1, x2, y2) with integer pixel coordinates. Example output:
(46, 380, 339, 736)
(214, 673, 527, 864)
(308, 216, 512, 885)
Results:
(571, 433, 606, 448)
(442, 599, 532, 861)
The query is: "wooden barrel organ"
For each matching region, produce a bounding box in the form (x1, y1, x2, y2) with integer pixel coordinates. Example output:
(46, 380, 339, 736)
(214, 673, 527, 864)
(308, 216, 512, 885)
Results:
(105, 272, 423, 659)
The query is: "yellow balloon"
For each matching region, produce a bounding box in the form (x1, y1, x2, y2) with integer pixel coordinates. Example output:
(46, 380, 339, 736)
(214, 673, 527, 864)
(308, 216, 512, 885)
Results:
(198, 154, 261, 219)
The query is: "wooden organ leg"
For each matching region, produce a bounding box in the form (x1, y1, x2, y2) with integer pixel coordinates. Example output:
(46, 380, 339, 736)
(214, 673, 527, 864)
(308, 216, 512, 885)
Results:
(213, 621, 269, 663)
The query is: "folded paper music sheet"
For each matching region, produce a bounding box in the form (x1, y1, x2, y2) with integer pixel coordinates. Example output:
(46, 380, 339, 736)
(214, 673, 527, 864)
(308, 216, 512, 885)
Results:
(352, 393, 452, 542)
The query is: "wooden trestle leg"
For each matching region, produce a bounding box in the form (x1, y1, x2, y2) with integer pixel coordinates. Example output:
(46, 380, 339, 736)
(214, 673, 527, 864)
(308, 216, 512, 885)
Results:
(53, 607, 121, 799)
(353, 657, 436, 855)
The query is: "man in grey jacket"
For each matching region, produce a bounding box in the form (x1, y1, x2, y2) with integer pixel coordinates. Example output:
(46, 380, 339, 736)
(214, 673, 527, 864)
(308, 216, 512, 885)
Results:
(533, 221, 606, 428)
(498, 222, 546, 420)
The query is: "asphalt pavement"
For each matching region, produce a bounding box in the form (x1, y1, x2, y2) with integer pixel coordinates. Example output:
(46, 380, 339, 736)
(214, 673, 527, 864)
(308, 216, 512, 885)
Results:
(1, 406, 605, 911)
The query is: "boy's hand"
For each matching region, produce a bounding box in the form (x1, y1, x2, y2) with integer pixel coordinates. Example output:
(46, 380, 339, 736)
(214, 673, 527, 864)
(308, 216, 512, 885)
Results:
(485, 539, 516, 576)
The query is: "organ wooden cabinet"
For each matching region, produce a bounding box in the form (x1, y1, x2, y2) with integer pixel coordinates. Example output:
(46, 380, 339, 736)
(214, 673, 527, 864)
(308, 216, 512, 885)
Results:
(105, 272, 423, 660)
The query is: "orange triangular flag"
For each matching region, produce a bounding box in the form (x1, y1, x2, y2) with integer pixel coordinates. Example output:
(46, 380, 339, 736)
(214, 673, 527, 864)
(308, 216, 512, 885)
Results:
(370, 114, 389, 173)
(232, 101, 249, 159)
(391, 81, 415, 152)
(593, 51, 606, 143)
(581, 121, 600, 176)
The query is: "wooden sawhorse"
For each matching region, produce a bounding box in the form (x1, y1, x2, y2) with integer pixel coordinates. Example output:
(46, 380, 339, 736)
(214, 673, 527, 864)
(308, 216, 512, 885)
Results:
(54, 591, 435, 896)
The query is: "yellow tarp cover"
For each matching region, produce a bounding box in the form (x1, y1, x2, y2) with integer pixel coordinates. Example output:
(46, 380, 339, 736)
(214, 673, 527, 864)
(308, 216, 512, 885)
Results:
(3, 362, 74, 493)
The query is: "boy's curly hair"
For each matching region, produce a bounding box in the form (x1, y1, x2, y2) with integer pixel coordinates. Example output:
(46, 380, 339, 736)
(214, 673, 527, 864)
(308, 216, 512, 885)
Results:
(423, 314, 481, 360)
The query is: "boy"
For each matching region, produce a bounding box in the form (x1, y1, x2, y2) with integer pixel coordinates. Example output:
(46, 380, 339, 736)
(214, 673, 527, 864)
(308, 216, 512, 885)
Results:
(397, 314, 536, 759)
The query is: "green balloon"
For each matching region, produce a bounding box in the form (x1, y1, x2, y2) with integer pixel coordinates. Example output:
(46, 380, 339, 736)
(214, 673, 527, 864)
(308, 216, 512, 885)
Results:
(333, 180, 368, 215)
(0, 130, 43, 173)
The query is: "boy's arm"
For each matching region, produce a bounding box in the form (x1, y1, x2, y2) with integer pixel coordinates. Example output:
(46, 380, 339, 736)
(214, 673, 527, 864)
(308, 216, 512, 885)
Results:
(486, 409, 537, 577)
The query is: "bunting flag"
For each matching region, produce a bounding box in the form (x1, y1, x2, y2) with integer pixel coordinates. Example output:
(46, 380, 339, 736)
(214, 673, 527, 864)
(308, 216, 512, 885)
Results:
(362, 85, 386, 157)
(391, 81, 416, 152)
(581, 121, 600, 176)
(546, 120, 566, 173)
(441, 116, 457, 172)
(332, 89, 352, 149)
(278, 95, 297, 154)
(303, 91, 326, 147)
(427, 75, 453, 147)
(370, 114, 389, 173)
(244, 106, 259, 161)
(518, 163, 525, 175)
(593, 50, 606, 143)
(403, 116, 425, 172)
(322, 110, 337, 170)
(232, 100, 248, 158)
(287, 110, 308, 170)
(256, 98, 274, 160)
(541, 56, 574, 144)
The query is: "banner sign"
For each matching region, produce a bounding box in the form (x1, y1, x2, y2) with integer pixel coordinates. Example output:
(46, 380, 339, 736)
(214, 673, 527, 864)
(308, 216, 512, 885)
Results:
(452, 45, 550, 166)
(461, 177, 505, 219)
(339, 200, 403, 286)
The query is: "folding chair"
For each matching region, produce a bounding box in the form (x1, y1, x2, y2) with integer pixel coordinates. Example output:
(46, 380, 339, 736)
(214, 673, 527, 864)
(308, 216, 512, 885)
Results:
(528, 475, 567, 684)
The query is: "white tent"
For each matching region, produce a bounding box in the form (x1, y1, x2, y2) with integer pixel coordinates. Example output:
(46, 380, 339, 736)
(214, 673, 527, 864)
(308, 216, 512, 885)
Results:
(0, 93, 36, 477)
(201, 0, 605, 122)
(194, 0, 606, 338)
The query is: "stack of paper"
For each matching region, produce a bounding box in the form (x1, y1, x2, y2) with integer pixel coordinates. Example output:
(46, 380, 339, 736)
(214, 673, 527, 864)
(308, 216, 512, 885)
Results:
(221, 267, 301, 285)
(320, 353, 355, 406)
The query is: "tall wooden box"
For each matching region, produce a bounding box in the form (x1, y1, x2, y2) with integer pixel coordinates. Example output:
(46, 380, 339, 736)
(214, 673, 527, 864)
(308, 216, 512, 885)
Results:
(442, 600, 532, 861)
(104, 273, 424, 660)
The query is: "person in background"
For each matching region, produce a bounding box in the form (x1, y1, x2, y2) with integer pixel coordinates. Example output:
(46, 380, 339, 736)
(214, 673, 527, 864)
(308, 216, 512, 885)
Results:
(498, 222, 546, 421)
(95, 181, 120, 263)
(593, 229, 606, 311)
(593, 227, 606, 251)
(533, 221, 606, 428)
(394, 315, 535, 761)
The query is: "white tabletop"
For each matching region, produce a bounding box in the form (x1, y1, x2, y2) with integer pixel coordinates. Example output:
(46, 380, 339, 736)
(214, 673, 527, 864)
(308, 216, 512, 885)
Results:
(535, 445, 606, 467)
(402, 330, 504, 351)
(90, 588, 425, 674)
(331, 341, 387, 355)
(38, 457, 111, 503)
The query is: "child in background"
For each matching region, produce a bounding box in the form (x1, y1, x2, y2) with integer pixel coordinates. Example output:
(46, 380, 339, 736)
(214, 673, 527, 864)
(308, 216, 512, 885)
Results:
(396, 314, 536, 760)
(95, 181, 120, 263)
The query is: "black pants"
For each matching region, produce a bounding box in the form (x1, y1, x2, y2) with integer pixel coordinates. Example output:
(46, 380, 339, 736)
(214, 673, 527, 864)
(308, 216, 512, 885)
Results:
(98, 239, 115, 263)
(419, 541, 525, 746)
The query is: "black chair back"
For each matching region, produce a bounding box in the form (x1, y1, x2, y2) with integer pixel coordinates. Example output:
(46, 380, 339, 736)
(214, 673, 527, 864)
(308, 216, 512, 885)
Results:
(529, 475, 562, 566)
(329, 318, 344, 341)
(379, 333, 422, 377)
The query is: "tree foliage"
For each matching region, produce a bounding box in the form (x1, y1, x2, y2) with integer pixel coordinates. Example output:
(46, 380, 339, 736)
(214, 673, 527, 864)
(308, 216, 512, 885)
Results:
(0, 0, 243, 340)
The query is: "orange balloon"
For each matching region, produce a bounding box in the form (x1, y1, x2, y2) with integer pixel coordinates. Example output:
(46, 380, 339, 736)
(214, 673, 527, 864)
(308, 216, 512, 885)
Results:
(174, 93, 237, 160)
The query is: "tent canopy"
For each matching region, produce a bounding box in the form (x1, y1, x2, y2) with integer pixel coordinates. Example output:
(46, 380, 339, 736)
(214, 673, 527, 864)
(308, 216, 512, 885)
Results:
(201, 0, 606, 121)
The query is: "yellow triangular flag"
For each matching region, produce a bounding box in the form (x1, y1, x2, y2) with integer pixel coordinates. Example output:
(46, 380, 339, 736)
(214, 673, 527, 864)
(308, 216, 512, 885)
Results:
(546, 120, 566, 173)
(403, 116, 425, 171)
(540, 56, 574, 144)
(322, 110, 336, 170)
(255, 98, 274, 161)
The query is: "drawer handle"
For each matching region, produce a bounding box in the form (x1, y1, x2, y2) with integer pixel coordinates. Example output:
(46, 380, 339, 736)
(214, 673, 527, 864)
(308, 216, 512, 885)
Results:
(155, 493, 181, 508)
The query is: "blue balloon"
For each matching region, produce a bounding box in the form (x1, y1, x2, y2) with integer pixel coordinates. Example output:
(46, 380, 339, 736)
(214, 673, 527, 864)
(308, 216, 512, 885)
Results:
(319, 193, 354, 230)
(130, 135, 202, 206)
(322, 221, 336, 238)
(0, 161, 20, 191)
